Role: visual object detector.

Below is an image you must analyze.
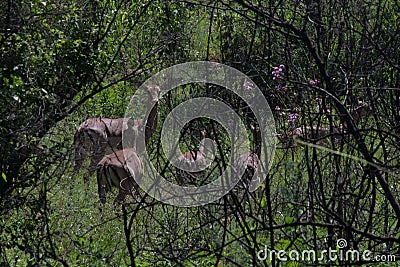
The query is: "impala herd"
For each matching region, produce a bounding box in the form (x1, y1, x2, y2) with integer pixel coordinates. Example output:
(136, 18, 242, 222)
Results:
(74, 85, 159, 216)
(73, 85, 371, 216)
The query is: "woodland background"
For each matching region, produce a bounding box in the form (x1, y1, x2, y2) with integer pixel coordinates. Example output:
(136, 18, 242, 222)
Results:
(1, 0, 400, 266)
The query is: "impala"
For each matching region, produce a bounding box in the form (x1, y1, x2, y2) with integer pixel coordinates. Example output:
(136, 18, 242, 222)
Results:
(235, 124, 262, 188)
(96, 148, 144, 217)
(224, 125, 263, 211)
(235, 152, 261, 186)
(278, 125, 346, 149)
(278, 101, 371, 148)
(348, 101, 371, 125)
(175, 129, 216, 186)
(74, 85, 160, 185)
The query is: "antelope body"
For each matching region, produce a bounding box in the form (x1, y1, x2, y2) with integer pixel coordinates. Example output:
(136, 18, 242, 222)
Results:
(236, 125, 262, 187)
(96, 148, 144, 216)
(279, 125, 345, 148)
(237, 153, 260, 172)
(277, 101, 371, 149)
(175, 130, 215, 186)
(236, 152, 260, 183)
(348, 101, 372, 125)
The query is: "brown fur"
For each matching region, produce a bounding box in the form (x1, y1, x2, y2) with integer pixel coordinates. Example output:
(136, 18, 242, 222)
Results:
(175, 130, 215, 185)
(279, 125, 346, 149)
(236, 152, 260, 180)
(96, 148, 144, 216)
(74, 85, 159, 185)
(348, 101, 372, 125)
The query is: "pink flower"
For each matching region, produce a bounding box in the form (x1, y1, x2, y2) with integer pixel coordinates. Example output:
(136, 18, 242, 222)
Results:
(272, 65, 285, 80)
(287, 113, 299, 125)
(243, 81, 254, 91)
(309, 79, 319, 85)
(274, 85, 287, 91)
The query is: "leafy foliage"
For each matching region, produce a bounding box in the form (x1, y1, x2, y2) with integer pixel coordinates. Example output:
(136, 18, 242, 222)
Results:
(1, 0, 400, 266)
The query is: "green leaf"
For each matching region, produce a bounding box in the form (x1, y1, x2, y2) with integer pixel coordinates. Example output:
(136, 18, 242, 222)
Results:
(260, 197, 265, 207)
(2, 172, 7, 182)
(285, 216, 294, 224)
